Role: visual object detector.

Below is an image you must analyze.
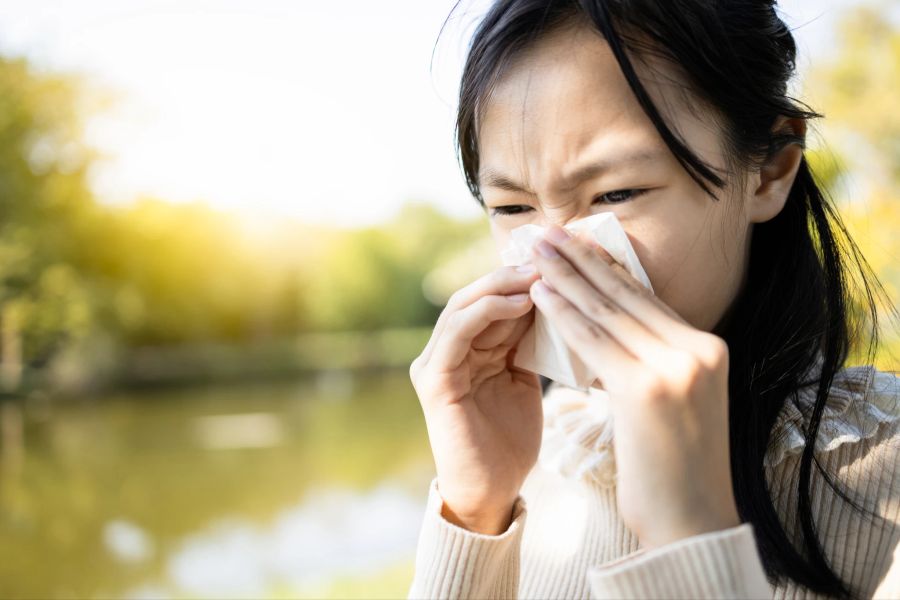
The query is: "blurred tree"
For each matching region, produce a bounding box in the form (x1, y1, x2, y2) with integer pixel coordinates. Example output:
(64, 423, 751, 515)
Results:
(75, 198, 280, 344)
(0, 56, 98, 391)
(810, 3, 900, 185)
(305, 201, 484, 331)
(807, 1, 900, 369)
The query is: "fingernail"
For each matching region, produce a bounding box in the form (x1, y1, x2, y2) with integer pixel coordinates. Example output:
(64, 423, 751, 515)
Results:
(507, 293, 530, 302)
(532, 280, 550, 296)
(545, 225, 571, 245)
(535, 239, 559, 258)
(516, 263, 536, 274)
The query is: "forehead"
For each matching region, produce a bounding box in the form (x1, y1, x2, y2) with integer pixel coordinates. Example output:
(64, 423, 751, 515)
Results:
(477, 20, 713, 179)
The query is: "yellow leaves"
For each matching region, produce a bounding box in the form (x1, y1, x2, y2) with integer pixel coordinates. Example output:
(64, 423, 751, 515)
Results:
(809, 4, 900, 181)
(803, 4, 900, 370)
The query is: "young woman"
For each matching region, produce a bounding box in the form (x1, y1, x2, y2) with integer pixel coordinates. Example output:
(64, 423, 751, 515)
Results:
(407, 1, 900, 598)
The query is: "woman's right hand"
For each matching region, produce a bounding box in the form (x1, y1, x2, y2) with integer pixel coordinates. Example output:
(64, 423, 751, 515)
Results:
(409, 264, 545, 535)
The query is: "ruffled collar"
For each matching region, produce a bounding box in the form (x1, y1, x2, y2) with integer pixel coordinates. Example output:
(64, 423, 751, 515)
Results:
(539, 382, 619, 487)
(538, 353, 899, 487)
(764, 358, 893, 468)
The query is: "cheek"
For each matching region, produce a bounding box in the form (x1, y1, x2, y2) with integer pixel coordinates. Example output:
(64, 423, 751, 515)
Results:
(490, 223, 512, 260)
(625, 180, 750, 331)
(635, 222, 746, 332)
(643, 255, 713, 330)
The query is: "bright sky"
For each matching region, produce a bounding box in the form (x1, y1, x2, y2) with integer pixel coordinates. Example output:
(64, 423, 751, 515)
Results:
(0, 0, 866, 228)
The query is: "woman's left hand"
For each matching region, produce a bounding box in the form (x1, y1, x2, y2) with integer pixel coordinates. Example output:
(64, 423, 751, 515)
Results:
(528, 223, 741, 550)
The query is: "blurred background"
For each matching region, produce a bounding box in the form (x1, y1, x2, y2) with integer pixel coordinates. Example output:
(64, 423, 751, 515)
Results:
(0, 0, 897, 598)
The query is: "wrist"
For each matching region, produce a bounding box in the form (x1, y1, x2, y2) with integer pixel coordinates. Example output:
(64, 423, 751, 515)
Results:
(642, 511, 742, 550)
(440, 499, 516, 535)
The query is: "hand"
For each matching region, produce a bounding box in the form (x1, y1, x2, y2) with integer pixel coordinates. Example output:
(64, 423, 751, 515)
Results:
(527, 224, 741, 549)
(409, 265, 544, 534)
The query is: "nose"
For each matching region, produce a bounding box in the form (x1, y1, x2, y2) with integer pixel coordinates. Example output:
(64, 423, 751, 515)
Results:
(538, 204, 595, 230)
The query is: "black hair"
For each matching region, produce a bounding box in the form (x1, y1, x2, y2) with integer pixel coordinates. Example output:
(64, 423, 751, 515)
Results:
(445, 1, 898, 597)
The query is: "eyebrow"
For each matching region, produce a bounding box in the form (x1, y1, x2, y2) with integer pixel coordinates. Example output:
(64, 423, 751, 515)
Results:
(479, 148, 666, 194)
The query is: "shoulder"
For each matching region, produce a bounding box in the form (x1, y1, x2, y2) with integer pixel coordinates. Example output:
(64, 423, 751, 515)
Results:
(765, 365, 900, 597)
(765, 364, 900, 470)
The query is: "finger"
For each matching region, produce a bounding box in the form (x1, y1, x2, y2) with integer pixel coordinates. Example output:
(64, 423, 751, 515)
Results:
(504, 308, 535, 350)
(582, 237, 688, 325)
(472, 307, 533, 350)
(506, 314, 540, 383)
(420, 265, 540, 363)
(530, 239, 672, 366)
(573, 230, 615, 264)
(543, 225, 696, 344)
(529, 279, 635, 394)
(471, 312, 538, 388)
(472, 318, 518, 351)
(428, 293, 534, 372)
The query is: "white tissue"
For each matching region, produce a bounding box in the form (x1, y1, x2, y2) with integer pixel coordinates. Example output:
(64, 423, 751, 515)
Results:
(500, 212, 653, 391)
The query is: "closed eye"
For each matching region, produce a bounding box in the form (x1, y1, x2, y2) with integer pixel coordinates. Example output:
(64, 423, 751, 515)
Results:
(489, 204, 533, 216)
(488, 188, 649, 217)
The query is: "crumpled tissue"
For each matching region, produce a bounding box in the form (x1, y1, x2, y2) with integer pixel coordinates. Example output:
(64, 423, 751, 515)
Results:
(500, 212, 653, 391)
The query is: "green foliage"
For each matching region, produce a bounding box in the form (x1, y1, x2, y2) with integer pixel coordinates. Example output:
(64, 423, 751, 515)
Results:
(0, 54, 487, 391)
(811, 3, 900, 183)
(807, 2, 900, 370)
(0, 56, 100, 370)
(305, 202, 483, 331)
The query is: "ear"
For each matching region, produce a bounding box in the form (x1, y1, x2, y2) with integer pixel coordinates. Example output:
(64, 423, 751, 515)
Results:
(748, 116, 807, 224)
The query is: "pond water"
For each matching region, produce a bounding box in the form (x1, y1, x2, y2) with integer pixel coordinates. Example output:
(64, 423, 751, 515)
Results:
(0, 369, 435, 599)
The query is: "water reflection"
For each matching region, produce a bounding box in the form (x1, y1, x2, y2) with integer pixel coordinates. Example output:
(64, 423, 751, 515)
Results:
(104, 519, 155, 564)
(152, 479, 424, 598)
(193, 413, 286, 449)
(0, 369, 433, 599)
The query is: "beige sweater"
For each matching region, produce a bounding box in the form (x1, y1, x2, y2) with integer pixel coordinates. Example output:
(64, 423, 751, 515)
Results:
(408, 363, 900, 599)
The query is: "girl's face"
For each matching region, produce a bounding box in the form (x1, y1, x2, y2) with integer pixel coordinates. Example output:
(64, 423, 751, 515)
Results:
(478, 22, 773, 334)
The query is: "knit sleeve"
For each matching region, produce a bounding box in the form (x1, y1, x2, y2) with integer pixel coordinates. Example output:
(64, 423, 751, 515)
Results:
(586, 522, 773, 599)
(407, 476, 527, 599)
(872, 538, 900, 599)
